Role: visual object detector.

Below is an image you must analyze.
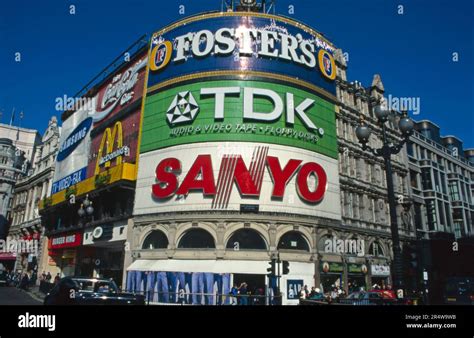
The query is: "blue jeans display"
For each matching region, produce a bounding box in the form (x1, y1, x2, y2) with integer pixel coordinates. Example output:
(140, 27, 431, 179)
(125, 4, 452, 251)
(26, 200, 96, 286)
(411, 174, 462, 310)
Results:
(127, 270, 232, 305)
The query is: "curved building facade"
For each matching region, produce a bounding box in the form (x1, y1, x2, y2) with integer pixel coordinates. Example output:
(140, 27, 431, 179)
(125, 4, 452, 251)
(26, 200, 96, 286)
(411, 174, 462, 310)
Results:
(127, 10, 342, 304)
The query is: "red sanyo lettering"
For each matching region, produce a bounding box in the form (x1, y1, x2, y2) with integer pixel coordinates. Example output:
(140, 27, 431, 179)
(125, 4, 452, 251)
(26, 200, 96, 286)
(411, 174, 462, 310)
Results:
(152, 154, 328, 203)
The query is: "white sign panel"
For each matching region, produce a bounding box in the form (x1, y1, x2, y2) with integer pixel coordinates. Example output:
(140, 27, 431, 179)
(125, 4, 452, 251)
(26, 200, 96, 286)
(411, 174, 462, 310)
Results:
(134, 142, 341, 219)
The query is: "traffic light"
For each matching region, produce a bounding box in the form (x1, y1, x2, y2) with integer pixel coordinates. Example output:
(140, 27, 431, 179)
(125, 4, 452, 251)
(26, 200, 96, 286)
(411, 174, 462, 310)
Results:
(282, 260, 290, 275)
(267, 259, 276, 277)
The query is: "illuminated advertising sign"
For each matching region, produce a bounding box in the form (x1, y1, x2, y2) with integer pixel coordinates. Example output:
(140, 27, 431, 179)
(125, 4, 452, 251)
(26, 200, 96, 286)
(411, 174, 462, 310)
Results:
(147, 13, 337, 96)
(86, 51, 147, 179)
(48, 231, 82, 250)
(90, 56, 147, 125)
(135, 142, 341, 219)
(141, 80, 337, 158)
(52, 100, 94, 194)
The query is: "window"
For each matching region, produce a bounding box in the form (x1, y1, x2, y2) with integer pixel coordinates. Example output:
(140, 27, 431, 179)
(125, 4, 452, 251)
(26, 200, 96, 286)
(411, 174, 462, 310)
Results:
(369, 242, 384, 257)
(410, 170, 418, 189)
(421, 168, 433, 190)
(426, 200, 437, 231)
(438, 200, 445, 226)
(142, 230, 168, 250)
(445, 203, 452, 228)
(278, 231, 310, 251)
(226, 229, 267, 250)
(407, 142, 414, 157)
(178, 229, 215, 249)
(449, 181, 460, 201)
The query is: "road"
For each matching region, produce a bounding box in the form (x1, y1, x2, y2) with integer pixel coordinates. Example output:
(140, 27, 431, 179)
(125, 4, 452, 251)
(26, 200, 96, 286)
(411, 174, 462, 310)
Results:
(0, 286, 42, 305)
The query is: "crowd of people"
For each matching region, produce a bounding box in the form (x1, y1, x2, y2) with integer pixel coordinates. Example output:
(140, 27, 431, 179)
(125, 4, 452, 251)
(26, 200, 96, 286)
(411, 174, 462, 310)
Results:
(1, 269, 61, 291)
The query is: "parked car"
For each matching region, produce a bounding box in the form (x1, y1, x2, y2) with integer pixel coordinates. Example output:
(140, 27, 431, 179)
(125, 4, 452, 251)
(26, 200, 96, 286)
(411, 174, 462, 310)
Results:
(444, 277, 474, 305)
(0, 271, 9, 286)
(339, 291, 396, 305)
(44, 277, 145, 305)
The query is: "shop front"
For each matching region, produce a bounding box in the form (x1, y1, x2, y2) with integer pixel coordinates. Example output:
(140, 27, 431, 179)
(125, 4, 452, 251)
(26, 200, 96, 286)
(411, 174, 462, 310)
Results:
(347, 263, 368, 293)
(81, 221, 127, 288)
(370, 264, 391, 289)
(320, 261, 344, 294)
(47, 231, 82, 277)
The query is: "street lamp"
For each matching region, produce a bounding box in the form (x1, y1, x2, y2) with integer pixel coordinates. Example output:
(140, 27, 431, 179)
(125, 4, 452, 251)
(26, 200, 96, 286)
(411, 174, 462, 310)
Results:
(355, 102, 414, 295)
(77, 194, 94, 218)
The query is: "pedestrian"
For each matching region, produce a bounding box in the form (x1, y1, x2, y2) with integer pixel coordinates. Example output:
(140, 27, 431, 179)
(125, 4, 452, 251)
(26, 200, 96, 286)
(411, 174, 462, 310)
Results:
(303, 285, 309, 298)
(309, 286, 316, 298)
(41, 271, 46, 281)
(54, 273, 61, 285)
(46, 272, 52, 282)
(230, 284, 239, 305)
(19, 273, 29, 290)
(238, 282, 248, 305)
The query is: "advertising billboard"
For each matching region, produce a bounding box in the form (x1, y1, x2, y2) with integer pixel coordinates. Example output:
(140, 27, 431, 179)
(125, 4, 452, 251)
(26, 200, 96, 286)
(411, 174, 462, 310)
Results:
(141, 80, 337, 158)
(52, 102, 94, 194)
(48, 51, 147, 203)
(135, 142, 341, 219)
(147, 13, 337, 97)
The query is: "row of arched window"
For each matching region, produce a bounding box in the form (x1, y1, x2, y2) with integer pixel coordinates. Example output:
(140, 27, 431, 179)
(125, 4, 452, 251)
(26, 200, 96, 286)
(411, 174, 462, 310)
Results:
(141, 228, 386, 257)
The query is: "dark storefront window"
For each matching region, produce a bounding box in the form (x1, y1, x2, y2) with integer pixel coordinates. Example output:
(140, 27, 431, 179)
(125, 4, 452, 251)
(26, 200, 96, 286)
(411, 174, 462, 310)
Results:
(277, 231, 310, 251)
(142, 230, 169, 250)
(178, 229, 215, 249)
(226, 229, 267, 250)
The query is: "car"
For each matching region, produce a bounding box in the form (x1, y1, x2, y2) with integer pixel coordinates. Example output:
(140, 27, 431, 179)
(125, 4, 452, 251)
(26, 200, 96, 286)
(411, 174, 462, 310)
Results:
(339, 291, 396, 305)
(43, 277, 145, 305)
(444, 277, 474, 305)
(0, 271, 8, 286)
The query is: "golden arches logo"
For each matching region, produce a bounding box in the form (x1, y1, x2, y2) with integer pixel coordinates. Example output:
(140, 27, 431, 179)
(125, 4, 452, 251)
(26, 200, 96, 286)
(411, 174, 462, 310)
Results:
(95, 121, 127, 175)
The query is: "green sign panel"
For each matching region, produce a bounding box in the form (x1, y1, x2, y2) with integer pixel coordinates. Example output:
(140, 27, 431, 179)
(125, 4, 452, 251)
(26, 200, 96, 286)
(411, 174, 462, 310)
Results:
(141, 80, 337, 158)
(321, 262, 344, 273)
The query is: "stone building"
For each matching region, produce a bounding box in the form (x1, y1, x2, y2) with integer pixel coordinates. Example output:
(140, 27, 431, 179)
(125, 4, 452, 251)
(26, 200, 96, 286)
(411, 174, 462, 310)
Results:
(8, 116, 60, 276)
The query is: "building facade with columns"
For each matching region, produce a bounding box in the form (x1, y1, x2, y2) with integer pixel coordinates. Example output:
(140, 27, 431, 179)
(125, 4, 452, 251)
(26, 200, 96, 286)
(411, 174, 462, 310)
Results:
(8, 116, 60, 276)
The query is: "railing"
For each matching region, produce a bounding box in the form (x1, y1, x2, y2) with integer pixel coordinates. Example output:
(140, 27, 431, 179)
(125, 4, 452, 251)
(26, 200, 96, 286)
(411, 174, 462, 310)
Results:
(129, 291, 282, 306)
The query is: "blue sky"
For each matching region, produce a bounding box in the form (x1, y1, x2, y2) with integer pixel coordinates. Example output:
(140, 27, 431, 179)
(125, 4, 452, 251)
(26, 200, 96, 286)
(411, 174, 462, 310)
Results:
(0, 0, 473, 147)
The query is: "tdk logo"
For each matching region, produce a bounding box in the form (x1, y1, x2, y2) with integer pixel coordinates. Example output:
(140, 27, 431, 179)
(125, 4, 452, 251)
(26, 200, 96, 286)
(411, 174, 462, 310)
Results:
(18, 312, 56, 332)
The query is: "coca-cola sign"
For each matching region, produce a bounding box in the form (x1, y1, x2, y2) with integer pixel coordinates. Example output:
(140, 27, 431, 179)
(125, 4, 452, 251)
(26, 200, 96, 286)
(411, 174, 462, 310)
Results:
(91, 56, 147, 123)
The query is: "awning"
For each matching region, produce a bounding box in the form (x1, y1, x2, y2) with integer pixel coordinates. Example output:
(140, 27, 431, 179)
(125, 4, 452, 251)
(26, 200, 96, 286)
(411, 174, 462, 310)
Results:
(0, 252, 17, 261)
(126, 259, 269, 274)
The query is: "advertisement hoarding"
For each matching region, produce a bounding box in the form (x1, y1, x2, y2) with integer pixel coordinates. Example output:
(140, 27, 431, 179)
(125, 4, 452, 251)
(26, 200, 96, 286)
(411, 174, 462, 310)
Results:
(135, 142, 341, 219)
(147, 13, 337, 96)
(141, 80, 337, 158)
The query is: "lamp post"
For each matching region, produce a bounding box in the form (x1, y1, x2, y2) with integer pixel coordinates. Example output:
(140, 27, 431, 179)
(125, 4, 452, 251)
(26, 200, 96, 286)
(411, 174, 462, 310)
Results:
(355, 101, 414, 295)
(77, 194, 94, 220)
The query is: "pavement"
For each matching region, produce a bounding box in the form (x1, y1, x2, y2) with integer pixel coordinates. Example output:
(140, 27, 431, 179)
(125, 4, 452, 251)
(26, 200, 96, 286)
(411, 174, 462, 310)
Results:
(0, 286, 43, 305)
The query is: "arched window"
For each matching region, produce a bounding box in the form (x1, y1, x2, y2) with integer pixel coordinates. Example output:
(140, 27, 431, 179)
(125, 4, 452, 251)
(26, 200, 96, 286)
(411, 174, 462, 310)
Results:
(369, 241, 385, 257)
(142, 230, 168, 250)
(278, 231, 310, 251)
(178, 228, 215, 249)
(226, 228, 267, 250)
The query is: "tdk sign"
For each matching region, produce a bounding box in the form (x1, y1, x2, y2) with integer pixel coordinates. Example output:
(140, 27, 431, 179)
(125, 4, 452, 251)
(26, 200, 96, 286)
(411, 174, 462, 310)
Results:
(57, 117, 92, 162)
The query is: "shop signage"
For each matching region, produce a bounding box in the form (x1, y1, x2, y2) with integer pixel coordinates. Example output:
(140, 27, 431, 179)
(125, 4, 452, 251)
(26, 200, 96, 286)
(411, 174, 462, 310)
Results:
(152, 147, 327, 205)
(95, 121, 130, 175)
(48, 232, 82, 250)
(321, 262, 343, 273)
(371, 264, 390, 277)
(347, 264, 368, 274)
(287, 279, 304, 300)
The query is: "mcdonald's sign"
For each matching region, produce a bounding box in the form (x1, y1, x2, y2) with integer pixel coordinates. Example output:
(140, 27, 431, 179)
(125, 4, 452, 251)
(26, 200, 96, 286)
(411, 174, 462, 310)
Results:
(95, 121, 130, 175)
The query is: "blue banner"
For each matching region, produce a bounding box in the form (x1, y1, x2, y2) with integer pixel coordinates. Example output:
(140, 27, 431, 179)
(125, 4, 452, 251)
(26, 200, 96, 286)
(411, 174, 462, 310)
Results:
(51, 167, 87, 194)
(148, 14, 337, 96)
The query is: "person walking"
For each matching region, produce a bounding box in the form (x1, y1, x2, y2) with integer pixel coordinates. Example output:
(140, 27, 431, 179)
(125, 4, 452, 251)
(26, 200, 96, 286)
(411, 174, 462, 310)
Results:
(230, 284, 239, 305)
